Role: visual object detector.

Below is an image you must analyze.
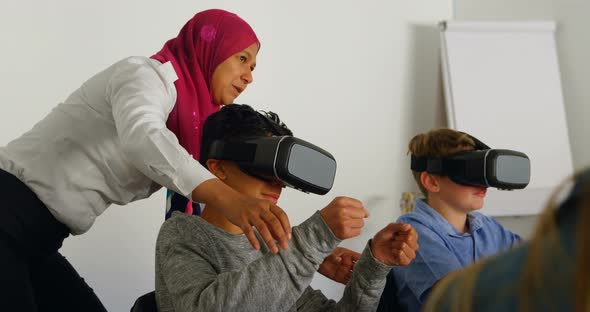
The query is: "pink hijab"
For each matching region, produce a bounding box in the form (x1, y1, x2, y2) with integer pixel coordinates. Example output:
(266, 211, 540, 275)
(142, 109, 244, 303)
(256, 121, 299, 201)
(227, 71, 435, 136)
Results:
(151, 9, 259, 214)
(152, 9, 259, 161)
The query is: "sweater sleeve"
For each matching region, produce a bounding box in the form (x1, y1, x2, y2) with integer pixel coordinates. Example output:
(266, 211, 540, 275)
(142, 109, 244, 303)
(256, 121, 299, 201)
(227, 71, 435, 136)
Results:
(156, 211, 341, 312)
(294, 241, 393, 312)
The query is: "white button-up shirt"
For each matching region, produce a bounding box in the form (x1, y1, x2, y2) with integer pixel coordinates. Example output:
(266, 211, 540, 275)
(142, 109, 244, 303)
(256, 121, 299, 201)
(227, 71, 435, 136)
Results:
(0, 56, 215, 234)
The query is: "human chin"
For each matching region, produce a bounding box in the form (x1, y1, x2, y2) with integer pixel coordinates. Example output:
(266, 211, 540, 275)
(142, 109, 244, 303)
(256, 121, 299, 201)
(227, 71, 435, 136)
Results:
(220, 91, 238, 105)
(471, 198, 485, 210)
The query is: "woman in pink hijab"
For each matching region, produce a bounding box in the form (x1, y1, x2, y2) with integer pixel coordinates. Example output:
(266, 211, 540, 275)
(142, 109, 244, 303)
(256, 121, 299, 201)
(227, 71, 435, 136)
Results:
(0, 9, 357, 311)
(0, 9, 281, 311)
(151, 9, 287, 244)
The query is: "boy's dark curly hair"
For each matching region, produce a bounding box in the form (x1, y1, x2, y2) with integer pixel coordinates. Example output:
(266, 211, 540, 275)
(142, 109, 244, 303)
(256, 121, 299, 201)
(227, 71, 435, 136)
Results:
(199, 104, 292, 167)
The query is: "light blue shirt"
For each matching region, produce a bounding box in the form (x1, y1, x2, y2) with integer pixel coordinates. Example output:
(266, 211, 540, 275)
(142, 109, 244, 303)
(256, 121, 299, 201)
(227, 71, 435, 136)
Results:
(377, 199, 521, 312)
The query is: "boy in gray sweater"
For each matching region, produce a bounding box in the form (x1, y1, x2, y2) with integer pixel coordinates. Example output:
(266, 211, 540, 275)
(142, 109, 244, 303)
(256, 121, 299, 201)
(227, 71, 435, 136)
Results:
(155, 104, 419, 312)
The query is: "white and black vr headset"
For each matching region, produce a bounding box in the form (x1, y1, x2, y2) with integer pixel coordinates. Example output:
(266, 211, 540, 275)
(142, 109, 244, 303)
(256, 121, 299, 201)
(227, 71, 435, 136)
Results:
(410, 134, 531, 190)
(208, 136, 336, 195)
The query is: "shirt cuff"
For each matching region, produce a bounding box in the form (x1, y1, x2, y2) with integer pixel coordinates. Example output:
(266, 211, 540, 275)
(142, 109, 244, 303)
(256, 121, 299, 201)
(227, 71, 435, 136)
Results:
(174, 158, 216, 199)
(134, 129, 215, 198)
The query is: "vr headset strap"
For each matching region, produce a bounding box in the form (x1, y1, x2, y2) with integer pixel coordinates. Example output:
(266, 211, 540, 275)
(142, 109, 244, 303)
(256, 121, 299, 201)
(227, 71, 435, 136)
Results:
(410, 132, 490, 173)
(209, 141, 257, 162)
(410, 155, 428, 172)
(411, 155, 464, 175)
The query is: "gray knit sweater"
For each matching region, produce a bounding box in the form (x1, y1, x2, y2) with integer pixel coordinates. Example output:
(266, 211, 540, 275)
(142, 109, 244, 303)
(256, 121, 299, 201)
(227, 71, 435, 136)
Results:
(155, 211, 392, 312)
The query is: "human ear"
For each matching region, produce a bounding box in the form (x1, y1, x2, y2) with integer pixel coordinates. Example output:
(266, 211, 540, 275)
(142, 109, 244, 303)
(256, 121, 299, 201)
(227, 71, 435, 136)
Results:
(206, 159, 227, 180)
(421, 171, 440, 193)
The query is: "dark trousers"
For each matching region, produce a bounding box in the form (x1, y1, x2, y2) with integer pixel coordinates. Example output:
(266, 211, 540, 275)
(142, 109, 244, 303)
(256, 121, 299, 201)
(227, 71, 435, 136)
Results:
(0, 169, 107, 312)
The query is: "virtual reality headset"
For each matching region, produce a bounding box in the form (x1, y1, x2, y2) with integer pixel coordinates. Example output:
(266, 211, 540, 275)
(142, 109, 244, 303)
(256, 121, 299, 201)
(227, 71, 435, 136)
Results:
(208, 136, 337, 195)
(410, 134, 530, 190)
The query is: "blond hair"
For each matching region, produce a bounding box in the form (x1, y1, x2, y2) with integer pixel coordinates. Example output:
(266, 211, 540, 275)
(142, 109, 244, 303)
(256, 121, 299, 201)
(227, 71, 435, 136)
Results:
(408, 128, 476, 196)
(423, 170, 590, 312)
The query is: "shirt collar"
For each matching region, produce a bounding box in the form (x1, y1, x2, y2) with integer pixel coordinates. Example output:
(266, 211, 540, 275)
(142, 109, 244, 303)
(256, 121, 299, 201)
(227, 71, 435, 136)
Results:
(413, 199, 483, 236)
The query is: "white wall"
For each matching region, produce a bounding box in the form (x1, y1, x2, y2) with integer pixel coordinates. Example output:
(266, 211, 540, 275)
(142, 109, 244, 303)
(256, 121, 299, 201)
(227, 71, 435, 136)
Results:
(0, 1, 454, 310)
(454, 0, 590, 260)
(454, 0, 590, 172)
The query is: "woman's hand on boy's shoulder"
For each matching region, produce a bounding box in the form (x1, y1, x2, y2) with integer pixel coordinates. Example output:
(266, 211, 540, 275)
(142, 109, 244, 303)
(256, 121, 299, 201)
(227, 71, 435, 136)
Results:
(370, 223, 419, 266)
(192, 178, 292, 254)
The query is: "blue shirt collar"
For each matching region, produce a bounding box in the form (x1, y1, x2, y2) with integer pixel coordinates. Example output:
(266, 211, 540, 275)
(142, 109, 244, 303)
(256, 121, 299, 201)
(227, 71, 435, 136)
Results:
(413, 199, 483, 236)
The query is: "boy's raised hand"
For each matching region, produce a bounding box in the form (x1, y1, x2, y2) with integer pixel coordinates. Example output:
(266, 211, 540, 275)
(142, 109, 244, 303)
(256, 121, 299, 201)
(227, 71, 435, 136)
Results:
(320, 197, 369, 240)
(318, 247, 360, 285)
(370, 223, 419, 266)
